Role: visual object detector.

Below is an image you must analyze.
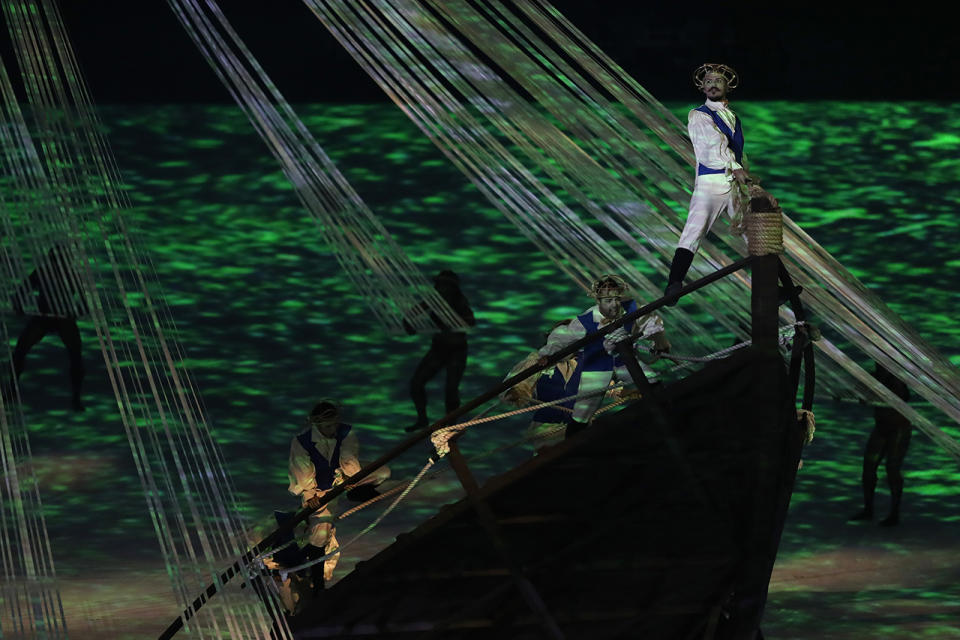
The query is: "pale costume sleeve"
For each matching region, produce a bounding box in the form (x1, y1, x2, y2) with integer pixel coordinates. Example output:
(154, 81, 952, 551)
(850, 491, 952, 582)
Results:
(688, 109, 744, 172)
(337, 431, 362, 479)
(538, 316, 587, 357)
(633, 312, 665, 339)
(288, 436, 318, 500)
(632, 313, 670, 361)
(501, 350, 541, 405)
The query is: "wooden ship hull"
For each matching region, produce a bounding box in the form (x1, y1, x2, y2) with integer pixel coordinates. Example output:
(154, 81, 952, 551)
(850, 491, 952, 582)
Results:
(290, 346, 806, 639)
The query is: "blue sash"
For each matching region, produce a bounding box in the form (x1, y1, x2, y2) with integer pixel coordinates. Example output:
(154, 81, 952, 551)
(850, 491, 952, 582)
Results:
(532, 363, 583, 424)
(296, 423, 352, 491)
(578, 300, 638, 372)
(694, 104, 744, 174)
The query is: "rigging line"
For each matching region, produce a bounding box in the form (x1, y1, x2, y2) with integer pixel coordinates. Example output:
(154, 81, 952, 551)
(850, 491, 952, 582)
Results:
(528, 1, 960, 425)
(312, 0, 743, 358)
(171, 0, 467, 334)
(157, 255, 754, 637)
(7, 0, 278, 632)
(257, 383, 625, 578)
(342, 1, 956, 450)
(313, 0, 645, 305)
(23, 0, 251, 564)
(0, 68, 70, 640)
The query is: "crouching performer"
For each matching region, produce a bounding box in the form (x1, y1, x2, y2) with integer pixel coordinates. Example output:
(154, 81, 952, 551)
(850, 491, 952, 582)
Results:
(502, 319, 581, 452)
(286, 400, 390, 594)
(536, 275, 670, 437)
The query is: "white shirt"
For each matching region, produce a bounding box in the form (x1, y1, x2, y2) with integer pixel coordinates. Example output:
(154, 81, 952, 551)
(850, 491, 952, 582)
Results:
(537, 306, 665, 358)
(688, 99, 748, 173)
(287, 425, 362, 502)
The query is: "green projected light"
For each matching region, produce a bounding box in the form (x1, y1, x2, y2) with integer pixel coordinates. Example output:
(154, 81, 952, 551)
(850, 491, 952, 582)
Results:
(5, 101, 958, 639)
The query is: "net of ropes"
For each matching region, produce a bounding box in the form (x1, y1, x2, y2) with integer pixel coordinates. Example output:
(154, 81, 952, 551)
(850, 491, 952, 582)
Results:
(295, 0, 960, 459)
(166, 0, 469, 336)
(2, 1, 290, 637)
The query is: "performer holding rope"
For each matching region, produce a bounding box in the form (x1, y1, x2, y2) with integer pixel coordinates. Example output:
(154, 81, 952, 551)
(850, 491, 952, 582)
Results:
(535, 275, 670, 437)
(404, 270, 476, 432)
(286, 400, 390, 594)
(665, 63, 757, 305)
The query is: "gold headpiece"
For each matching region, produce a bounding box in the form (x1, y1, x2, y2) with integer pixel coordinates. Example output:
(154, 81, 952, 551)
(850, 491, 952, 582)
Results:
(693, 63, 739, 91)
(589, 274, 629, 300)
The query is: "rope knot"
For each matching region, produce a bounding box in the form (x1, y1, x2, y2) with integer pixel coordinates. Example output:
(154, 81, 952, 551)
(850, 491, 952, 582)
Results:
(745, 185, 783, 255)
(430, 425, 463, 459)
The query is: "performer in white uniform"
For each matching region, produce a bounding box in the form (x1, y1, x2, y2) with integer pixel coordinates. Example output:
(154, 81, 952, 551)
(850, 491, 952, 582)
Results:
(664, 63, 751, 305)
(287, 400, 390, 587)
(536, 275, 670, 436)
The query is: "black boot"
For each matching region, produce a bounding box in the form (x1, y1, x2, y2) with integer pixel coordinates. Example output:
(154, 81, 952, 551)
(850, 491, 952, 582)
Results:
(301, 544, 326, 595)
(664, 248, 694, 306)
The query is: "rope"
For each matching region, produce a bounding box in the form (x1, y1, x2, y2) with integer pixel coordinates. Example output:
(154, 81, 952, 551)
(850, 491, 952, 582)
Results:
(167, 0, 468, 335)
(262, 383, 630, 569)
(429, 382, 625, 457)
(302, 0, 960, 465)
(747, 211, 784, 256)
(3, 2, 286, 636)
(646, 339, 752, 364)
(275, 456, 436, 581)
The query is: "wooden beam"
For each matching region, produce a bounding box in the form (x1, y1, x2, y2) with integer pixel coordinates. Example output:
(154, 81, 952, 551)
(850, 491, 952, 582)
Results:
(446, 442, 565, 639)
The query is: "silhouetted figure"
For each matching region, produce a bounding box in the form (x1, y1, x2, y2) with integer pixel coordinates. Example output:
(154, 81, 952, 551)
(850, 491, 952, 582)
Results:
(404, 270, 476, 432)
(7, 245, 87, 411)
(850, 363, 912, 526)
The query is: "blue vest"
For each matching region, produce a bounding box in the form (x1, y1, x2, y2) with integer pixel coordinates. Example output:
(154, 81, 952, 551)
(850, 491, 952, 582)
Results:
(296, 423, 352, 491)
(578, 300, 638, 372)
(532, 362, 583, 424)
(695, 104, 744, 175)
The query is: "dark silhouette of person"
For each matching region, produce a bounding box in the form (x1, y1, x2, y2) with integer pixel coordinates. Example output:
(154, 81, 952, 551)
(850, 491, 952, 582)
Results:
(404, 270, 476, 432)
(7, 244, 88, 411)
(850, 362, 912, 526)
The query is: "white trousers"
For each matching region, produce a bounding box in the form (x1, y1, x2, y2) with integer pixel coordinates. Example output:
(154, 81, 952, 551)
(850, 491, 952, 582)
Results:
(678, 174, 741, 253)
(303, 464, 390, 580)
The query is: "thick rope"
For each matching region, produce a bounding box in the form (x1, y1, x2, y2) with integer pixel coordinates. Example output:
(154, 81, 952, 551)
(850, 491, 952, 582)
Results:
(747, 211, 784, 256)
(274, 456, 436, 581)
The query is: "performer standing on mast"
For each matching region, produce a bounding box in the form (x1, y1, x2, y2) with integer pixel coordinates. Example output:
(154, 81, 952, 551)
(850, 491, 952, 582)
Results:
(664, 63, 752, 305)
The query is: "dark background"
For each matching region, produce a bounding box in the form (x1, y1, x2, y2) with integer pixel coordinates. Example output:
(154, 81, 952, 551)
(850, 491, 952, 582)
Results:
(2, 2, 949, 103)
